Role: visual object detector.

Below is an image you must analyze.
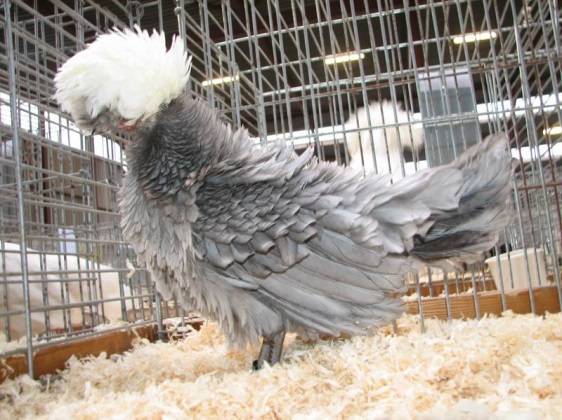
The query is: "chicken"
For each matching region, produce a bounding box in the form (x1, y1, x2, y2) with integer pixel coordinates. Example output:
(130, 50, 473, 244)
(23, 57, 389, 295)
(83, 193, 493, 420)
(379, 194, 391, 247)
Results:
(1, 242, 130, 340)
(54, 26, 513, 369)
(344, 101, 424, 180)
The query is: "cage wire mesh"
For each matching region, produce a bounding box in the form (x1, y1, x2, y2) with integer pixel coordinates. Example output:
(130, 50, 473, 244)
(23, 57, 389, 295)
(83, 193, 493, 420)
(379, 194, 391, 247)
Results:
(0, 0, 193, 375)
(1, 0, 561, 376)
(179, 0, 562, 323)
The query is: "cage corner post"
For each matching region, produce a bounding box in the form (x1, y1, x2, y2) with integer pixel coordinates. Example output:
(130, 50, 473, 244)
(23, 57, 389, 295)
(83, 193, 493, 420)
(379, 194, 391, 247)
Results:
(2, 0, 34, 378)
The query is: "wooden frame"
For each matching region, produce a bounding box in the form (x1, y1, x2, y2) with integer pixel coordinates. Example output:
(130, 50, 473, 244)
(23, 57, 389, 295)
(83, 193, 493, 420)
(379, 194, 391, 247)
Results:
(0, 324, 156, 383)
(406, 285, 561, 319)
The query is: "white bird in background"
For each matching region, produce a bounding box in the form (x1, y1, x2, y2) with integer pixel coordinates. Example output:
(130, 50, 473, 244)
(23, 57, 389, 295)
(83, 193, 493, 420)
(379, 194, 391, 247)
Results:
(344, 101, 424, 181)
(0, 242, 130, 340)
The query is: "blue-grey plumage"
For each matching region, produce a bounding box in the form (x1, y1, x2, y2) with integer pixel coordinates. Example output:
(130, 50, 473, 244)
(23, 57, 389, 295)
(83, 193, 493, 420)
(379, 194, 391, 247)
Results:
(54, 27, 513, 367)
(117, 94, 512, 346)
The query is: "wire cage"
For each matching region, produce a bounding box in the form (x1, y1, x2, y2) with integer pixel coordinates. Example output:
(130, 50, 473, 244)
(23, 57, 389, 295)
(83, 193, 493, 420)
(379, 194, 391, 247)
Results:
(0, 0, 191, 377)
(0, 0, 561, 378)
(177, 0, 562, 321)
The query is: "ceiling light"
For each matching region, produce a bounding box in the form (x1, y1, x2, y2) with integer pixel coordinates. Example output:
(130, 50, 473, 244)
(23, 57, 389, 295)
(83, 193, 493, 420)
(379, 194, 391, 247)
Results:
(453, 30, 498, 44)
(544, 125, 562, 136)
(324, 52, 365, 65)
(202, 74, 239, 87)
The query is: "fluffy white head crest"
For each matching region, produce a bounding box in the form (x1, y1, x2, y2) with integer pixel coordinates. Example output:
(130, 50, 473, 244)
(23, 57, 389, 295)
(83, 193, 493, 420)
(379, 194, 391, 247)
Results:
(54, 25, 192, 125)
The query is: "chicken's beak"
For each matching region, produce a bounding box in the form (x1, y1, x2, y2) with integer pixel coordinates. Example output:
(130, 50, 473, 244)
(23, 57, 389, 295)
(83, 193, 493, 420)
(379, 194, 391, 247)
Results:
(118, 119, 138, 132)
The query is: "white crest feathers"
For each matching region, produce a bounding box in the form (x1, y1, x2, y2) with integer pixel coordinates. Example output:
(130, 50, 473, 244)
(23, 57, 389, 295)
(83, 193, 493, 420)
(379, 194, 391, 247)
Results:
(54, 25, 192, 124)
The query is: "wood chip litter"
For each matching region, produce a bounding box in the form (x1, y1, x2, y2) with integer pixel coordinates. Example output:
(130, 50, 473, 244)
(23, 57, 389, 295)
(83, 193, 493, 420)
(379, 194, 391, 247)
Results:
(0, 311, 561, 419)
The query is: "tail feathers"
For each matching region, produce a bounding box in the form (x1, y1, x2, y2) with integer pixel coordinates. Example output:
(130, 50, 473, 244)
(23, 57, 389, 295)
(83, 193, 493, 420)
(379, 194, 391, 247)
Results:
(410, 133, 513, 265)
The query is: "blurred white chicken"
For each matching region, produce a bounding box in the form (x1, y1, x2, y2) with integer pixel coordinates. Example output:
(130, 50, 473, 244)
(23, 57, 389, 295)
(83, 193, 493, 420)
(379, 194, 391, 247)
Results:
(0, 242, 131, 340)
(344, 101, 424, 181)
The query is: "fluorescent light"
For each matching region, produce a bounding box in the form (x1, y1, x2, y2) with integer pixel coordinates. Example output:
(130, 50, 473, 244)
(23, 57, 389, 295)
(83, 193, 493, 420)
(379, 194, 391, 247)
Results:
(544, 125, 562, 136)
(453, 30, 498, 44)
(202, 74, 239, 87)
(324, 52, 365, 65)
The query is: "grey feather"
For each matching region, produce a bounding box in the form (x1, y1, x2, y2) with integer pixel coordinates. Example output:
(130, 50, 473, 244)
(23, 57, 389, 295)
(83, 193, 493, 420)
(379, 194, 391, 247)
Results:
(275, 237, 298, 265)
(230, 242, 254, 263)
(250, 232, 275, 253)
(288, 225, 317, 243)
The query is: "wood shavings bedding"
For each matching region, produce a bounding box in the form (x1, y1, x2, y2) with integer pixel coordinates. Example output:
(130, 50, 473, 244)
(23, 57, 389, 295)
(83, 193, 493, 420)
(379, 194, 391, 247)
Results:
(1, 312, 561, 419)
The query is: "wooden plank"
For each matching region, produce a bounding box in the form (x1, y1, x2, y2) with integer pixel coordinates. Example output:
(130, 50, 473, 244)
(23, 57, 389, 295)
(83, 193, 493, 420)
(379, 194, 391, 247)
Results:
(406, 285, 561, 320)
(0, 324, 157, 383)
(406, 278, 497, 298)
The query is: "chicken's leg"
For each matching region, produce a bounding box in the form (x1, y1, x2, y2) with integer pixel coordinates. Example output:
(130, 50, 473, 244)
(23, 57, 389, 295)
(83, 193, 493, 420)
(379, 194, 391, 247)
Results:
(252, 329, 286, 370)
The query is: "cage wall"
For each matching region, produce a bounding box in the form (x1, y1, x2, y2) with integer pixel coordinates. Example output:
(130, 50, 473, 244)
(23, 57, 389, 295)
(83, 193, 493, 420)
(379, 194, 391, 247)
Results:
(0, 0, 196, 374)
(178, 0, 562, 319)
